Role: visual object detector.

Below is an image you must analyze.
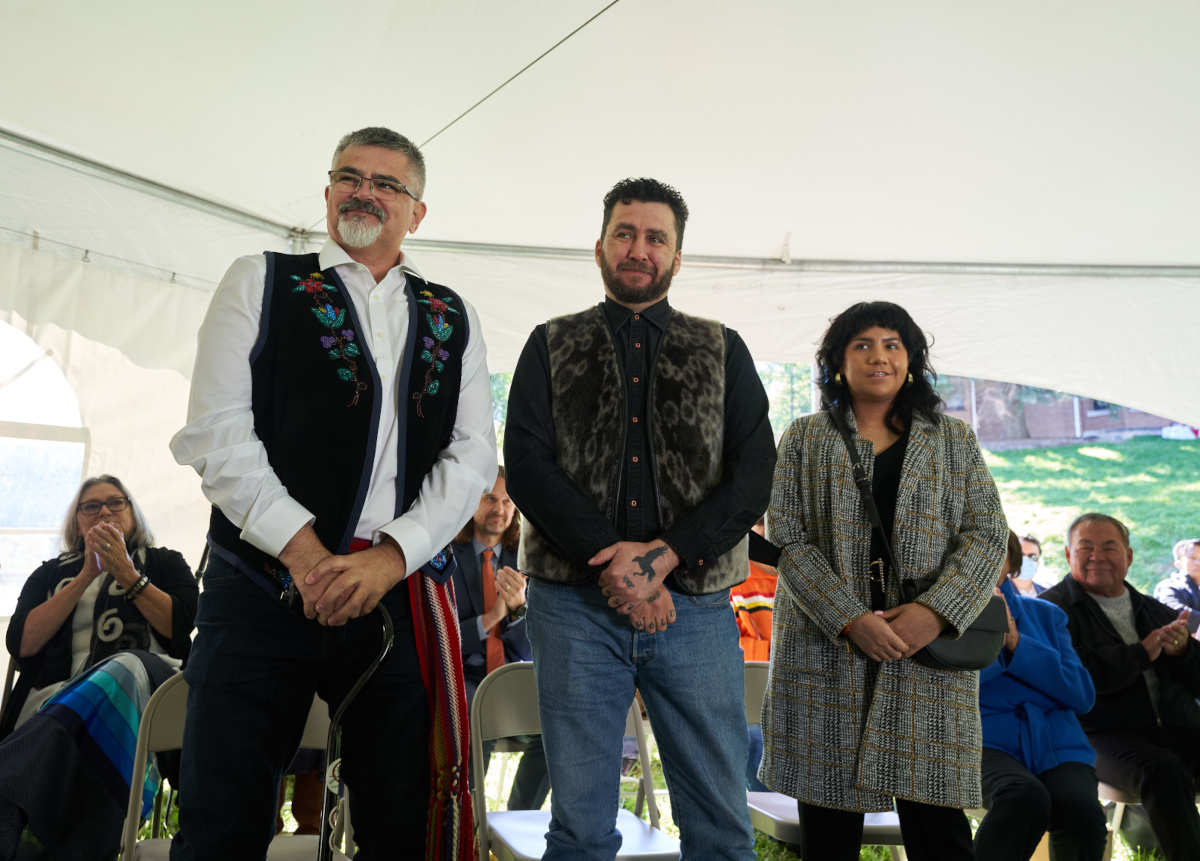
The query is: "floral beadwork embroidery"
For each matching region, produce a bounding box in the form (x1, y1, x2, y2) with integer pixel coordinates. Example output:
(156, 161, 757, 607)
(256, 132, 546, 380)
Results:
(290, 272, 366, 407)
(428, 548, 450, 571)
(413, 290, 461, 418)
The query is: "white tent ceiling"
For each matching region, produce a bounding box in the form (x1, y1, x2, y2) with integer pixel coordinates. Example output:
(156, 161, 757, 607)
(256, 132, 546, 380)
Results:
(0, 1, 1197, 566)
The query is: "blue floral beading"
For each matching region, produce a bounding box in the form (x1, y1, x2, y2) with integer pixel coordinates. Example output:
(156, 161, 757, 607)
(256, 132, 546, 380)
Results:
(290, 272, 366, 406)
(412, 290, 461, 417)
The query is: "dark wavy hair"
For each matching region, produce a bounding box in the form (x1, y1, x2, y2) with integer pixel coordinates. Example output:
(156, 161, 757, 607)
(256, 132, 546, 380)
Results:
(452, 465, 520, 553)
(816, 301, 944, 434)
(600, 177, 689, 251)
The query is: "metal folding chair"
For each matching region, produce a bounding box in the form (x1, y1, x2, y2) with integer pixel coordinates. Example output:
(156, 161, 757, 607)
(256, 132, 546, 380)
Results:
(470, 662, 680, 861)
(743, 661, 908, 860)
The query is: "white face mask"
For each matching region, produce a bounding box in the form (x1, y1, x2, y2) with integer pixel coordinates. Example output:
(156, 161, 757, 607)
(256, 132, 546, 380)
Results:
(1017, 556, 1038, 580)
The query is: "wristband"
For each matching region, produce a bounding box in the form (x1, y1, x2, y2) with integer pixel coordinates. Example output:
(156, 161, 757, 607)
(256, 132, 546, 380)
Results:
(842, 614, 866, 637)
(125, 574, 150, 603)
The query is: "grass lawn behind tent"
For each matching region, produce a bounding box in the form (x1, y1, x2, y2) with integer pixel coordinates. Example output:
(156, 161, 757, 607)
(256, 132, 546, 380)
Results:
(986, 437, 1200, 594)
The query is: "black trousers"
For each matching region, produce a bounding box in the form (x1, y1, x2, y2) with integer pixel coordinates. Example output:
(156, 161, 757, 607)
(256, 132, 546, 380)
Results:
(975, 749, 1107, 861)
(171, 556, 430, 861)
(1088, 726, 1200, 861)
(796, 798, 973, 861)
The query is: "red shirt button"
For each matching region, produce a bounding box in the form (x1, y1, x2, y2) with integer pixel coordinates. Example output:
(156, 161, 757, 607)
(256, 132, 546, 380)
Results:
(630, 500, 638, 507)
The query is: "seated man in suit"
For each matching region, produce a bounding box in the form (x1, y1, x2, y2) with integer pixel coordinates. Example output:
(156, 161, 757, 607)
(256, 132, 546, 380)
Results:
(451, 465, 548, 810)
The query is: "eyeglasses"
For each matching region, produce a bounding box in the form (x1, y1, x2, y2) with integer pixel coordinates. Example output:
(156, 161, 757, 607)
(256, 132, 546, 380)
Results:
(77, 496, 129, 515)
(328, 170, 419, 202)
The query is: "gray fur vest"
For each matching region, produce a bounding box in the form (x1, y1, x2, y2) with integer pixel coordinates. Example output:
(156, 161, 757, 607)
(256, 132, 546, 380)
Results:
(518, 305, 747, 595)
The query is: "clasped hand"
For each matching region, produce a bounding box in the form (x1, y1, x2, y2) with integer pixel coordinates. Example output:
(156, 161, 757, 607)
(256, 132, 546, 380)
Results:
(280, 527, 407, 626)
(82, 522, 138, 588)
(592, 540, 679, 632)
(848, 602, 947, 662)
(1145, 609, 1191, 660)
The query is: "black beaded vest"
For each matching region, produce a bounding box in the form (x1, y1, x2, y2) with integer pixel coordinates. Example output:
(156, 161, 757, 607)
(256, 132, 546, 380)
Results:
(208, 251, 466, 594)
(518, 304, 748, 595)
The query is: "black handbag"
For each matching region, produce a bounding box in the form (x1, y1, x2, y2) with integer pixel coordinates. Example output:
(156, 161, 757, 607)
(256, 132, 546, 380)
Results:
(827, 408, 1007, 671)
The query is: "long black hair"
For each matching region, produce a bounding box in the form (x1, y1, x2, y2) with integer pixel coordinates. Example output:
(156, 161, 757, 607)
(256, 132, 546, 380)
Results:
(816, 301, 944, 434)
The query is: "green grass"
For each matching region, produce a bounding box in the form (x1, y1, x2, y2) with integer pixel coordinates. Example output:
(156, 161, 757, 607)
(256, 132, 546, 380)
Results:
(985, 438, 1200, 594)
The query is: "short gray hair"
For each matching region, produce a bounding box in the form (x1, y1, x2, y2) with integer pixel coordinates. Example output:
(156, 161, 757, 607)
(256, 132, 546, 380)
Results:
(61, 475, 154, 554)
(1066, 512, 1130, 548)
(332, 127, 426, 199)
(1174, 538, 1200, 563)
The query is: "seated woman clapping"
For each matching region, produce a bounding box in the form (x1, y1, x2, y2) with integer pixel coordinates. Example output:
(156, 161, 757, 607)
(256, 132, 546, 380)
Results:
(0, 475, 197, 861)
(974, 530, 1107, 861)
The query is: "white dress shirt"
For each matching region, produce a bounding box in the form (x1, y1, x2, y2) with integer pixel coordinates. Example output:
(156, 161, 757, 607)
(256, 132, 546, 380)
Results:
(170, 239, 497, 574)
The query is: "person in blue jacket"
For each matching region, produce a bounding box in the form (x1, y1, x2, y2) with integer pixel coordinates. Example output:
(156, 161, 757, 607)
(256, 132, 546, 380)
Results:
(975, 531, 1108, 861)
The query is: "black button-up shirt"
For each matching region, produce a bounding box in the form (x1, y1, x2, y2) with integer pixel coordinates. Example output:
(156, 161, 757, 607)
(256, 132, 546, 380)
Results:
(504, 296, 776, 584)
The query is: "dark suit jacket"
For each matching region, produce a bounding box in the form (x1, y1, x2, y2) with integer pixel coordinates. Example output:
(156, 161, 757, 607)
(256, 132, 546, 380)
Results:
(450, 541, 532, 682)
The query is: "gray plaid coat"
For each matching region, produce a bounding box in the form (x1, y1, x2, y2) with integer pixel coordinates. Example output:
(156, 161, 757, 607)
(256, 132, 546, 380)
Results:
(759, 408, 1007, 811)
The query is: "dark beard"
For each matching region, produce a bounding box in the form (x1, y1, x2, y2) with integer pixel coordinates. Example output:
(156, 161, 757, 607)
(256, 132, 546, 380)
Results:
(599, 250, 674, 306)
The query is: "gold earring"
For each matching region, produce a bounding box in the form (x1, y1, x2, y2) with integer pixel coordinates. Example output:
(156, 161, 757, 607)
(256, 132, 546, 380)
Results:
(906, 373, 914, 386)
(835, 373, 843, 385)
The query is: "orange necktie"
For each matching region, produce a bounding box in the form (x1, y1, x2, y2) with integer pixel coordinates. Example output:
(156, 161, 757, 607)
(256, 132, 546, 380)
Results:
(481, 549, 505, 673)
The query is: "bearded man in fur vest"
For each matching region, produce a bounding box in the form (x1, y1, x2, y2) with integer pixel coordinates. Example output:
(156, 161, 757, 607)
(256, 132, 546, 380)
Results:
(504, 177, 776, 860)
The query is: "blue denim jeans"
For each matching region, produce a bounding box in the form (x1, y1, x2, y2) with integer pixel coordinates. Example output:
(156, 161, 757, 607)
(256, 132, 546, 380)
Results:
(526, 580, 755, 861)
(169, 553, 430, 860)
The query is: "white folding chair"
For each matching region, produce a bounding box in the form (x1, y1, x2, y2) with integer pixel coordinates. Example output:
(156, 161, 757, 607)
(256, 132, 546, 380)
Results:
(1094, 780, 1200, 861)
(743, 661, 908, 860)
(470, 662, 680, 861)
(119, 674, 352, 859)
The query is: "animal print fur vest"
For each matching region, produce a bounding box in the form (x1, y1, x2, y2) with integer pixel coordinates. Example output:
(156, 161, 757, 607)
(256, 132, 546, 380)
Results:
(518, 304, 748, 595)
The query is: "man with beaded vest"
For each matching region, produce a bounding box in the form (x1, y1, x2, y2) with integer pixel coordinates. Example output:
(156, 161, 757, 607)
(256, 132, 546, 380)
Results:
(169, 127, 496, 860)
(504, 178, 775, 860)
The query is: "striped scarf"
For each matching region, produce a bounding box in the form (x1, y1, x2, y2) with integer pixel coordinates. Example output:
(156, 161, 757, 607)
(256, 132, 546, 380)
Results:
(409, 569, 476, 860)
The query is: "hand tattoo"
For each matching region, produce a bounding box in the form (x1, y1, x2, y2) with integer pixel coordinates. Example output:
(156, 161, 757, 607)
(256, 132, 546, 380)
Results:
(622, 575, 635, 590)
(631, 546, 668, 584)
(646, 590, 661, 604)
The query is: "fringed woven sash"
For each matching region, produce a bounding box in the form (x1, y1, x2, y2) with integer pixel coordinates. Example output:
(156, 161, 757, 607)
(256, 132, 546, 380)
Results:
(409, 566, 476, 861)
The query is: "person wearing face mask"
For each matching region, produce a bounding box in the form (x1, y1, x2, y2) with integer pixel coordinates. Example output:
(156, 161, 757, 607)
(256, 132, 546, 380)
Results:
(1009, 534, 1047, 596)
(974, 530, 1107, 861)
(1152, 539, 1200, 638)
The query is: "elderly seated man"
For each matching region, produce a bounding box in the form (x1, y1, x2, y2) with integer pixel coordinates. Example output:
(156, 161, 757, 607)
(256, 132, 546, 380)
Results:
(1042, 513, 1200, 861)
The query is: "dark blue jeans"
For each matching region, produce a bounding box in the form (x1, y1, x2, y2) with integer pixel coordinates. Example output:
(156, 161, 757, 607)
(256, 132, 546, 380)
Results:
(169, 554, 429, 860)
(526, 579, 755, 861)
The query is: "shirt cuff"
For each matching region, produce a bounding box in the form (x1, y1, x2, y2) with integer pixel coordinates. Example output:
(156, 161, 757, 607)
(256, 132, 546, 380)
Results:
(661, 519, 710, 572)
(376, 518, 431, 580)
(476, 617, 487, 640)
(241, 497, 316, 559)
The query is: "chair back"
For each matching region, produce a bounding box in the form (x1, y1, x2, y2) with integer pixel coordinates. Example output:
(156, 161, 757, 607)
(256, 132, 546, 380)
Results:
(120, 674, 336, 858)
(744, 661, 769, 724)
(470, 663, 662, 861)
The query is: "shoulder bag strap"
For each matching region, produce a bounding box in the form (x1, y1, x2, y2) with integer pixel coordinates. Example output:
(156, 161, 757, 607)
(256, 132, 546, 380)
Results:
(826, 408, 899, 578)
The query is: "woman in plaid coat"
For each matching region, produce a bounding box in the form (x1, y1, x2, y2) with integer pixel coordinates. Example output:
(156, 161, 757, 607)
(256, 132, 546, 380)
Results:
(759, 302, 1007, 861)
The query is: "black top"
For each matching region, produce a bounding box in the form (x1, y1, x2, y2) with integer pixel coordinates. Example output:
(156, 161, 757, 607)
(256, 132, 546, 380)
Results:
(504, 296, 776, 578)
(868, 428, 909, 609)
